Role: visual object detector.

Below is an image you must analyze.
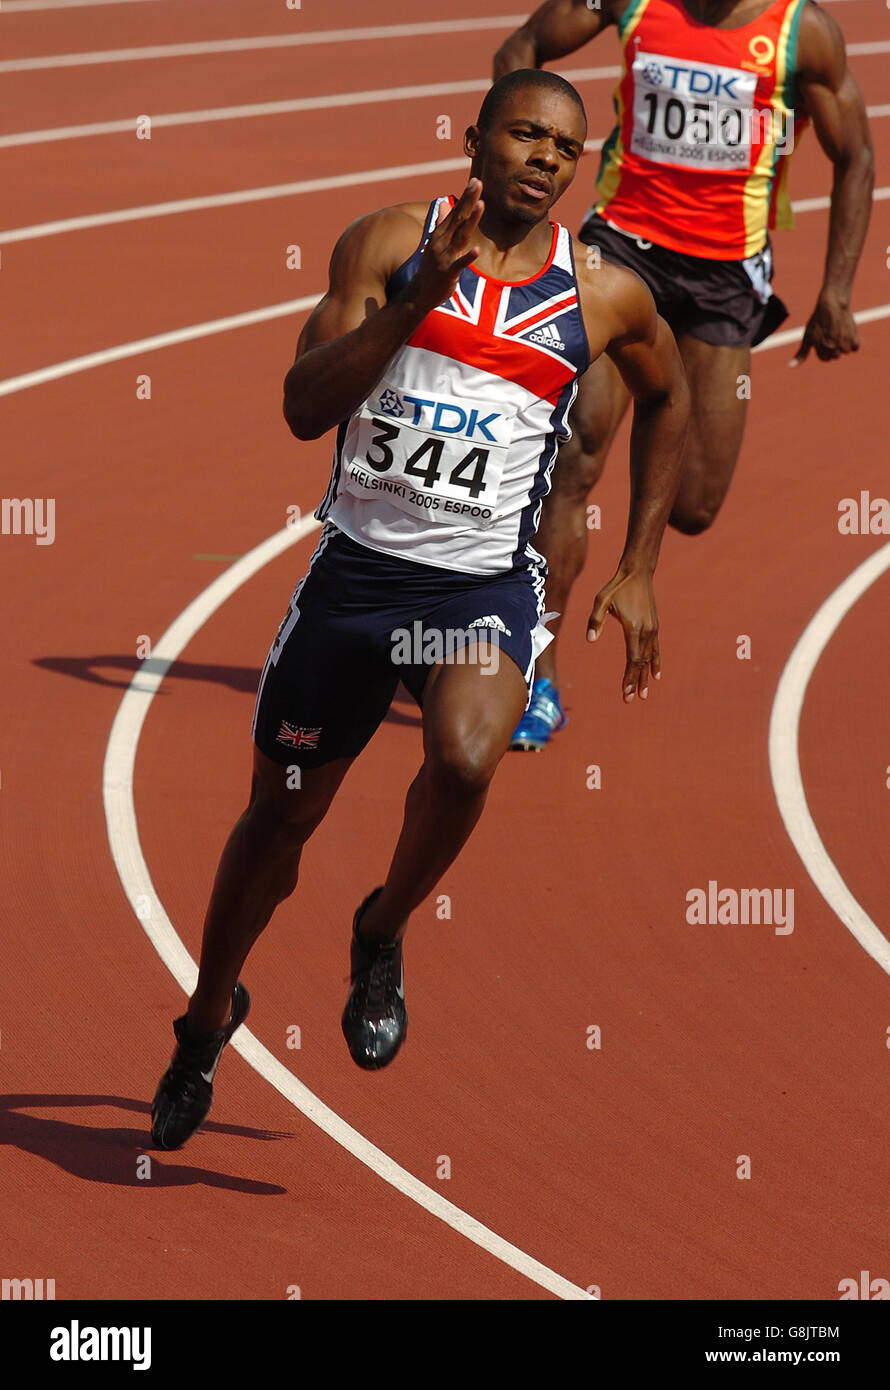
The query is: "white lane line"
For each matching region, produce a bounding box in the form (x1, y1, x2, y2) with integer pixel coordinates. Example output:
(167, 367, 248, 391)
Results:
(100, 516, 594, 1302)
(0, 16, 528, 71)
(0, 158, 472, 243)
(791, 185, 890, 215)
(3, 152, 888, 249)
(1, 76, 886, 149)
(769, 543, 890, 977)
(0, 297, 321, 397)
(1, 286, 887, 398)
(752, 303, 890, 355)
(0, 68, 621, 147)
(2, 0, 160, 9)
(1, 16, 884, 68)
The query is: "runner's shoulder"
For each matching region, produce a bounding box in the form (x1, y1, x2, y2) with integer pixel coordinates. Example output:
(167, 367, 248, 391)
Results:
(796, 1, 848, 83)
(573, 240, 656, 335)
(329, 202, 429, 283)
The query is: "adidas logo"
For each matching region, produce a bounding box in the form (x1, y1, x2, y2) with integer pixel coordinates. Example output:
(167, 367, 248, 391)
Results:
(467, 614, 512, 635)
(527, 322, 565, 350)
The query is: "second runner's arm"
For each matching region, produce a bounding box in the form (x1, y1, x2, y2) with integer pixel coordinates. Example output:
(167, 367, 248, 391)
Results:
(492, 0, 613, 77)
(791, 3, 874, 364)
(283, 182, 484, 440)
(583, 270, 690, 702)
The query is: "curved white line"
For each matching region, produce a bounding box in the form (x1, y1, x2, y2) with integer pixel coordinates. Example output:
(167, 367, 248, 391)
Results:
(101, 517, 595, 1301)
(769, 542, 890, 976)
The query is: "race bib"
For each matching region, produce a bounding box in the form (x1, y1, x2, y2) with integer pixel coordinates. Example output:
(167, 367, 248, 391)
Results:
(631, 50, 759, 171)
(343, 381, 516, 527)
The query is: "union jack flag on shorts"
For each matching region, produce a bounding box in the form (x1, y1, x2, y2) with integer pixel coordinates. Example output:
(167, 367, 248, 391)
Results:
(276, 722, 321, 748)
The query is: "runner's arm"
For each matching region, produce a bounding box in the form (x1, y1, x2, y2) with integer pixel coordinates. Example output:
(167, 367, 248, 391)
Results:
(584, 270, 689, 700)
(283, 209, 421, 440)
(792, 2, 874, 361)
(493, 0, 613, 77)
(283, 183, 484, 439)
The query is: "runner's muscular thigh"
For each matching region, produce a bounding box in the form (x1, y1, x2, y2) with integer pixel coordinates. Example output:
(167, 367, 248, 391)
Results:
(421, 655, 529, 786)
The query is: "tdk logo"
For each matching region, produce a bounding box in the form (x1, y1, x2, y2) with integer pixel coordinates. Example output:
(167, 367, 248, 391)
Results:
(638, 53, 747, 100)
(376, 391, 506, 442)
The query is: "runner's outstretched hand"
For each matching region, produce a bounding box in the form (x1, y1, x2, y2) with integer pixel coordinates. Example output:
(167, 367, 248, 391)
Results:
(790, 288, 860, 364)
(406, 179, 485, 315)
(587, 569, 661, 703)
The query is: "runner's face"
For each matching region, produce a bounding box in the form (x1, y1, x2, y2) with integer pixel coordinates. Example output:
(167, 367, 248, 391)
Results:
(467, 89, 586, 225)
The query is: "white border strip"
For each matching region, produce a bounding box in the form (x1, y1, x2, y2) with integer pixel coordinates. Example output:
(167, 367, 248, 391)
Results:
(769, 543, 890, 975)
(101, 518, 595, 1302)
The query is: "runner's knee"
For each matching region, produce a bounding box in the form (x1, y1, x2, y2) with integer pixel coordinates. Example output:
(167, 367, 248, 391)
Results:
(425, 731, 500, 799)
(669, 501, 719, 535)
(550, 431, 606, 502)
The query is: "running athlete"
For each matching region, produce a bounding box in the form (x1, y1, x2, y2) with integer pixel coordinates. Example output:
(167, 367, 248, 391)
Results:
(496, 0, 874, 749)
(150, 71, 690, 1151)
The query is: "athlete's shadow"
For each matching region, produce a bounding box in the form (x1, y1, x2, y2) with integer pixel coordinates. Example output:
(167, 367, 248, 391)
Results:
(384, 683, 422, 728)
(33, 654, 261, 694)
(0, 1093, 291, 1192)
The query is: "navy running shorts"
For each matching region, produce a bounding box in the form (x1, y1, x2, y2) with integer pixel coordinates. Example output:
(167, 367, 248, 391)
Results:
(251, 524, 547, 769)
(579, 210, 788, 348)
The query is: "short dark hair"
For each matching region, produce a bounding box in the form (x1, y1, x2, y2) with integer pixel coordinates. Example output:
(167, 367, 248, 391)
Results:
(477, 69, 587, 134)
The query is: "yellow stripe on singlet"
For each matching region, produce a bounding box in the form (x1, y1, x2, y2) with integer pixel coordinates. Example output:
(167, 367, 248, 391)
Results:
(594, 0, 652, 213)
(742, 0, 807, 256)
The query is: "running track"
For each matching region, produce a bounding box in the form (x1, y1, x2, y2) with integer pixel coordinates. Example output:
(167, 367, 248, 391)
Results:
(1, 0, 888, 1301)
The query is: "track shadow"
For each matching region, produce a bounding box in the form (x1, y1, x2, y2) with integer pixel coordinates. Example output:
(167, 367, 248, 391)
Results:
(32, 654, 423, 726)
(32, 654, 260, 694)
(0, 1093, 291, 1193)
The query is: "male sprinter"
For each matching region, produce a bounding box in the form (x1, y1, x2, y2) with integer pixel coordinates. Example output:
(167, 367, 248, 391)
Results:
(496, 0, 874, 749)
(150, 70, 690, 1150)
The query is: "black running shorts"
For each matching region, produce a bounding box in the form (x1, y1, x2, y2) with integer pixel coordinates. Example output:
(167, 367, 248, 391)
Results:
(579, 210, 788, 348)
(251, 524, 545, 770)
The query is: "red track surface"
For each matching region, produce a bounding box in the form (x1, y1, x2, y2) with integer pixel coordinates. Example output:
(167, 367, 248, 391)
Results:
(1, 0, 888, 1301)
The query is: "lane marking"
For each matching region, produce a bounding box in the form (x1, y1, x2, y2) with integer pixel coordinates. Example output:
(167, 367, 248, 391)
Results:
(2, 0, 161, 9)
(0, 296, 321, 397)
(1, 287, 887, 398)
(2, 152, 887, 247)
(0, 158, 472, 243)
(0, 70, 621, 147)
(0, 17, 529, 71)
(101, 517, 594, 1301)
(769, 543, 890, 977)
(3, 80, 888, 149)
(752, 303, 890, 355)
(791, 186, 890, 215)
